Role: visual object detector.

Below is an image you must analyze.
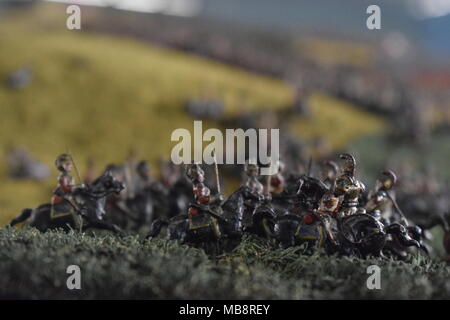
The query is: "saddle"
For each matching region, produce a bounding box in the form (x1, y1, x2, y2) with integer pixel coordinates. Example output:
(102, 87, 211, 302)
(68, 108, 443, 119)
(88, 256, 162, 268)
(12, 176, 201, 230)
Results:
(50, 198, 77, 219)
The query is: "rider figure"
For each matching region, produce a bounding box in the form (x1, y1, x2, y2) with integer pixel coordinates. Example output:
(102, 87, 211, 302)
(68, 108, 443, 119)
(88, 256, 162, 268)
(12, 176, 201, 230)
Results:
(243, 161, 264, 197)
(240, 161, 266, 226)
(51, 154, 83, 218)
(319, 160, 339, 190)
(135, 160, 167, 196)
(365, 170, 397, 223)
(334, 154, 365, 218)
(269, 160, 286, 194)
(313, 191, 341, 245)
(186, 164, 223, 231)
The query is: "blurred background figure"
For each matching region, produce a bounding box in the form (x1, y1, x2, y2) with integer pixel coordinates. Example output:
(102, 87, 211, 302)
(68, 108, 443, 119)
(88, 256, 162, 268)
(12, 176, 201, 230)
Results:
(6, 146, 50, 181)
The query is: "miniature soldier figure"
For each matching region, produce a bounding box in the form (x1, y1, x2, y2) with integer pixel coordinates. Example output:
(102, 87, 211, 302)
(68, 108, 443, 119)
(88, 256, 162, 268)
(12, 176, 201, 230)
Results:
(132, 160, 169, 219)
(314, 192, 341, 245)
(240, 161, 266, 227)
(134, 160, 167, 196)
(159, 159, 179, 188)
(104, 163, 129, 214)
(243, 161, 264, 197)
(316, 192, 340, 218)
(51, 154, 83, 218)
(186, 164, 223, 233)
(269, 160, 286, 194)
(365, 170, 397, 223)
(319, 160, 339, 190)
(334, 153, 365, 218)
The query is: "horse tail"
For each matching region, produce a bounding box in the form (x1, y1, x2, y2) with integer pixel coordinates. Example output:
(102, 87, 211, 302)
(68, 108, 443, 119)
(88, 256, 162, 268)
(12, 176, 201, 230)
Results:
(9, 208, 33, 227)
(146, 219, 169, 239)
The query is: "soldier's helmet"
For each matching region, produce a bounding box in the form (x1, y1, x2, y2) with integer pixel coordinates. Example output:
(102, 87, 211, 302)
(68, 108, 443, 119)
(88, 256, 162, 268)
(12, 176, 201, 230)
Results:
(378, 170, 397, 190)
(186, 163, 204, 182)
(55, 154, 72, 172)
(136, 160, 150, 177)
(244, 160, 259, 177)
(339, 153, 356, 176)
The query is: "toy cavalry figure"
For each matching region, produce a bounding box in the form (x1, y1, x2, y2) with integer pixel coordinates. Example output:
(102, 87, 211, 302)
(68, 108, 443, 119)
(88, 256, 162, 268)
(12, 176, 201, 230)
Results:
(271, 153, 428, 258)
(269, 160, 286, 194)
(147, 163, 226, 243)
(224, 161, 277, 238)
(365, 170, 398, 223)
(51, 154, 80, 219)
(185, 163, 223, 241)
(147, 161, 276, 243)
(334, 153, 365, 218)
(241, 162, 265, 228)
(10, 154, 124, 233)
(105, 160, 170, 232)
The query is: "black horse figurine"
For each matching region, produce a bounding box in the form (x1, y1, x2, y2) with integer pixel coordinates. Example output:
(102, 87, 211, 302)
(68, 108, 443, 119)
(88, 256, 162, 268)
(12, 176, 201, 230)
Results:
(337, 213, 424, 258)
(9, 171, 124, 233)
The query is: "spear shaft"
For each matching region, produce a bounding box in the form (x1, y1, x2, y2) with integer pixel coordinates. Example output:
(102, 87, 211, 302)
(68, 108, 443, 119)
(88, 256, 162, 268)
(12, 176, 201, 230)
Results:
(67, 150, 82, 185)
(213, 151, 221, 195)
(386, 191, 409, 226)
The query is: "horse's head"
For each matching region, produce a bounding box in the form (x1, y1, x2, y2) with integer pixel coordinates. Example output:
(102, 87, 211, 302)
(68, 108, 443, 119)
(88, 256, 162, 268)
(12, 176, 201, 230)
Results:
(91, 170, 125, 196)
(78, 171, 124, 221)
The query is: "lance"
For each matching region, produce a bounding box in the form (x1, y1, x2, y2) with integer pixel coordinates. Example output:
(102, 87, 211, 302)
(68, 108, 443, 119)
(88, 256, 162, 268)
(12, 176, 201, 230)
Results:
(213, 150, 221, 195)
(386, 191, 409, 226)
(67, 149, 82, 185)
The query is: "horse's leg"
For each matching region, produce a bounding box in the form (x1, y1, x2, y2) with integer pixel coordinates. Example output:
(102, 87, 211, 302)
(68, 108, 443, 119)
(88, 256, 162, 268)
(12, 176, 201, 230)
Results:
(9, 208, 33, 227)
(28, 204, 56, 232)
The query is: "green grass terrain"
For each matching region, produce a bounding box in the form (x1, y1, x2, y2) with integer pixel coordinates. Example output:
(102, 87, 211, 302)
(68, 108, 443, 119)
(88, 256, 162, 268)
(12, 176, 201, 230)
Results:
(0, 4, 385, 226)
(0, 227, 448, 299)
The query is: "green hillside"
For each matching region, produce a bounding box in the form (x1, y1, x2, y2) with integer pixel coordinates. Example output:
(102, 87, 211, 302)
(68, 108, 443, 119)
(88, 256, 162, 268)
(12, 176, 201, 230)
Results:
(0, 5, 385, 225)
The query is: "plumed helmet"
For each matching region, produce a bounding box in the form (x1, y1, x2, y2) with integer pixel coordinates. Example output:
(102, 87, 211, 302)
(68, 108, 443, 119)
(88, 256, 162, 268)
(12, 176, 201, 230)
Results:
(55, 154, 72, 171)
(339, 153, 356, 176)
